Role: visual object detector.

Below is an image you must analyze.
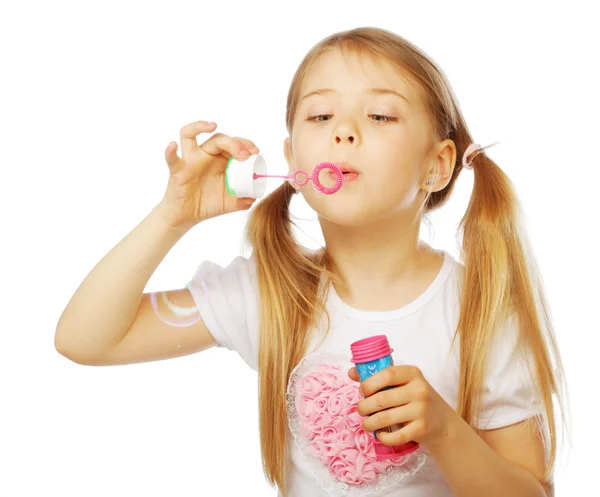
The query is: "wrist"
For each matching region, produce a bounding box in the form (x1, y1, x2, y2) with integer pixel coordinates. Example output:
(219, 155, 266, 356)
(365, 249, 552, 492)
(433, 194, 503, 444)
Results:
(152, 202, 195, 238)
(425, 409, 464, 460)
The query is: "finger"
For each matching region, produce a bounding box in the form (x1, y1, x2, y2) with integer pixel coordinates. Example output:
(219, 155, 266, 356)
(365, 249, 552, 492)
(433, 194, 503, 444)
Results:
(362, 403, 415, 433)
(361, 365, 417, 397)
(240, 197, 257, 209)
(357, 386, 410, 416)
(223, 194, 257, 213)
(231, 137, 260, 154)
(348, 367, 360, 382)
(165, 141, 181, 171)
(180, 120, 217, 159)
(200, 133, 252, 161)
(375, 422, 419, 448)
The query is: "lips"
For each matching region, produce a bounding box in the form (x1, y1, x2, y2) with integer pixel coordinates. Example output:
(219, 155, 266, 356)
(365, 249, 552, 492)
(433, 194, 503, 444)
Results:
(328, 162, 360, 185)
(334, 162, 359, 174)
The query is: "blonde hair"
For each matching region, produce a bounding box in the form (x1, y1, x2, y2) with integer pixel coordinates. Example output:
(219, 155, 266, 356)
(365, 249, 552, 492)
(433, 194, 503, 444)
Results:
(243, 26, 568, 495)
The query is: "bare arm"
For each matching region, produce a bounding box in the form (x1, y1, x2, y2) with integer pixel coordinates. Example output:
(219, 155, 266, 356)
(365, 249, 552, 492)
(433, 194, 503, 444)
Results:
(55, 120, 260, 365)
(428, 414, 551, 497)
(54, 202, 189, 362)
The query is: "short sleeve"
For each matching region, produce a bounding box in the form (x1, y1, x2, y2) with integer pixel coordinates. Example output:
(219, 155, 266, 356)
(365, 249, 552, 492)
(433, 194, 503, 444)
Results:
(185, 255, 260, 371)
(476, 313, 545, 430)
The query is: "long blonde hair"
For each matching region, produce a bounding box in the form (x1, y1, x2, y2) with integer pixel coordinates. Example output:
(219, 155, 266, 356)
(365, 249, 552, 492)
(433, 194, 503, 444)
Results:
(244, 27, 568, 495)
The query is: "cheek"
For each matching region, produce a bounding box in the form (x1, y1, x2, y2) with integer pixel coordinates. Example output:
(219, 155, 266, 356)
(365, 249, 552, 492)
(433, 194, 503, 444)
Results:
(372, 159, 408, 183)
(377, 130, 409, 153)
(290, 137, 322, 172)
(370, 162, 422, 201)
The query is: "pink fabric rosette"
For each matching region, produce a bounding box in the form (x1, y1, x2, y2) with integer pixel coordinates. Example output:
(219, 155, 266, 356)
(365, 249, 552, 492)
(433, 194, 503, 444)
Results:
(287, 352, 426, 493)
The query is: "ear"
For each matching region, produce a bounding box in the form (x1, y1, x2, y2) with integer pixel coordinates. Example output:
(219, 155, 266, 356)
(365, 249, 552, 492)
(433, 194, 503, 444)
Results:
(423, 139, 456, 191)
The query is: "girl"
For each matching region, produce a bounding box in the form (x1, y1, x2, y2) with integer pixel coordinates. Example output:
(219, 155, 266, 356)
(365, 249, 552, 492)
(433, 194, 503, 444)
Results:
(55, 27, 567, 497)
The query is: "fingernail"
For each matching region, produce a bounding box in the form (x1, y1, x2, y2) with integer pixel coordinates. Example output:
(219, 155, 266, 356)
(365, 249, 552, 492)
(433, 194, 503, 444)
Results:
(239, 150, 249, 157)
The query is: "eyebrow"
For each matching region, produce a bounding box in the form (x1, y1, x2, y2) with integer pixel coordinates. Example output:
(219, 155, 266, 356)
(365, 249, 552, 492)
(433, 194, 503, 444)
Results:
(300, 87, 410, 105)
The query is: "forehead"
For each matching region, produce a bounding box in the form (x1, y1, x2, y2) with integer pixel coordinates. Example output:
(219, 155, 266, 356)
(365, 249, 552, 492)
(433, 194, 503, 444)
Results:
(300, 48, 421, 104)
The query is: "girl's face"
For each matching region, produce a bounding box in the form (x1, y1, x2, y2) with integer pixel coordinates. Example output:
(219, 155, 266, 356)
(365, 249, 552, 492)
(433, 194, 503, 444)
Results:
(284, 48, 449, 227)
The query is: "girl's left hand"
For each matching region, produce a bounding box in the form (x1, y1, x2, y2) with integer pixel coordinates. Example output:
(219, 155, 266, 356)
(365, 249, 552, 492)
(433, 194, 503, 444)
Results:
(348, 365, 457, 451)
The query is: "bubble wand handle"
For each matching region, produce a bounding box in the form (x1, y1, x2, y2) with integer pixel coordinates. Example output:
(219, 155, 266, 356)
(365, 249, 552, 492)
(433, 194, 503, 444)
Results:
(253, 161, 343, 195)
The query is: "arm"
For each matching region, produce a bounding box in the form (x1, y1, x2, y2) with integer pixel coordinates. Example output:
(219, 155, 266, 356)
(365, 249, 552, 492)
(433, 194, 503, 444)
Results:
(351, 365, 551, 497)
(54, 202, 188, 360)
(427, 413, 551, 497)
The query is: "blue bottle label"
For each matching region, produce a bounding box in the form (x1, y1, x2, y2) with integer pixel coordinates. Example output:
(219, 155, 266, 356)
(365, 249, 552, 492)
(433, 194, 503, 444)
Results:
(356, 354, 394, 383)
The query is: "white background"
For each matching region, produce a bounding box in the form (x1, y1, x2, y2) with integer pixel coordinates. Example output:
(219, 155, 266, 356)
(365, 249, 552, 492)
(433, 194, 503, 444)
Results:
(1, 0, 597, 495)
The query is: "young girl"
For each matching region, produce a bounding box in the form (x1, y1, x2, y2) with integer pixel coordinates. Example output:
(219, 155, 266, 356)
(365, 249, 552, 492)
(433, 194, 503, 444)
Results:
(55, 27, 567, 497)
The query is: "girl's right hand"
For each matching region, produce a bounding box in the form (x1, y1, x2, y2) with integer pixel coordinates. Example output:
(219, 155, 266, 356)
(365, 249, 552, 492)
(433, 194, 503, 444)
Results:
(157, 120, 260, 232)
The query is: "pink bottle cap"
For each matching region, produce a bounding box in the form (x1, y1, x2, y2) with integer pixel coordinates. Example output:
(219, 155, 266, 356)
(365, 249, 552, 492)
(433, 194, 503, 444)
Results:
(350, 335, 394, 363)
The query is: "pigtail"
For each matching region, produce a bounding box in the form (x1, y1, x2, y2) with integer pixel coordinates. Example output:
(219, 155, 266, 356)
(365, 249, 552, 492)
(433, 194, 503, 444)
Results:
(455, 148, 567, 478)
(245, 181, 335, 495)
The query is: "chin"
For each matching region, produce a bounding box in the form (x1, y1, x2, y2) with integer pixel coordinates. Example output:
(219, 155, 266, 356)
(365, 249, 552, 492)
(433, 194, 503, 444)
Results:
(312, 202, 379, 228)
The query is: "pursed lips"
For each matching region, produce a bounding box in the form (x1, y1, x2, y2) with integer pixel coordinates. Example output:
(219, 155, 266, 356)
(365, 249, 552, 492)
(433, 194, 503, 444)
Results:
(329, 162, 360, 183)
(334, 162, 359, 174)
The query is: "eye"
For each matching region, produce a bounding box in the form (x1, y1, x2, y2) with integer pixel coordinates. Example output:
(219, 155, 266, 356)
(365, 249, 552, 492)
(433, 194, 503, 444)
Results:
(306, 114, 397, 123)
(306, 115, 332, 122)
(370, 115, 397, 123)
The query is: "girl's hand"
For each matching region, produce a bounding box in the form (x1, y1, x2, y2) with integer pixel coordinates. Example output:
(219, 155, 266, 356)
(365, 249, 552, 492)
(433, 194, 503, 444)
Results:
(158, 120, 260, 232)
(348, 365, 457, 451)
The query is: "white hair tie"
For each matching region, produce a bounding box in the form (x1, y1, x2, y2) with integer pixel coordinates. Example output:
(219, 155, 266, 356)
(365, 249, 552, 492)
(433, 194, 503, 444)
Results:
(462, 142, 500, 170)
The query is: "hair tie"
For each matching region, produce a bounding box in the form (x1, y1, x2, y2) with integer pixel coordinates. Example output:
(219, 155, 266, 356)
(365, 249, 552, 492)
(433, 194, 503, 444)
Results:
(462, 141, 500, 170)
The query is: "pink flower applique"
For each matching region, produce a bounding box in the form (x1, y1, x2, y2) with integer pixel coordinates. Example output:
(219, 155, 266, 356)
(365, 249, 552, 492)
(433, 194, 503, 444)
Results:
(294, 363, 410, 485)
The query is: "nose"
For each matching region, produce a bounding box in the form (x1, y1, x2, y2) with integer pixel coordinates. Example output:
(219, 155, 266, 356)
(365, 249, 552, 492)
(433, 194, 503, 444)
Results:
(335, 134, 354, 144)
(334, 124, 356, 145)
(333, 116, 359, 146)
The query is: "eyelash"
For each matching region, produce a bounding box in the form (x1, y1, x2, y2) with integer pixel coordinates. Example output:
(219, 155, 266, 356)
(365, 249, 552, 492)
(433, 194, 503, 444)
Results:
(307, 114, 397, 123)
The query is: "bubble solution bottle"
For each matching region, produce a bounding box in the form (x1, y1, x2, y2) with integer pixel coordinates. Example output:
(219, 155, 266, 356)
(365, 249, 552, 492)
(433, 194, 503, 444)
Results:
(350, 335, 420, 460)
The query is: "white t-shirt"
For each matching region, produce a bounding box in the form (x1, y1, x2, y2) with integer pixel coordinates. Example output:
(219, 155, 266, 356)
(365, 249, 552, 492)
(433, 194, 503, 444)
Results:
(186, 249, 544, 497)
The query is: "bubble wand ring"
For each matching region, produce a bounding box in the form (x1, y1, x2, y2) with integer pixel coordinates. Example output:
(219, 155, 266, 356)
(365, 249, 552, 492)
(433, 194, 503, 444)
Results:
(253, 162, 343, 195)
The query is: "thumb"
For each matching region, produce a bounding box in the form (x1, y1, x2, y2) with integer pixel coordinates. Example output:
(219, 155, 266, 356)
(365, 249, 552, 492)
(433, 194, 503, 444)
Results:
(165, 141, 183, 174)
(227, 196, 257, 213)
(348, 367, 360, 382)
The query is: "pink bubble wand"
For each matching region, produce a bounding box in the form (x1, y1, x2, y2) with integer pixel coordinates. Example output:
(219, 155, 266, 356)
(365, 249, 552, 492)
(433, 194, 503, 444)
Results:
(253, 161, 344, 195)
